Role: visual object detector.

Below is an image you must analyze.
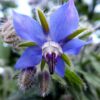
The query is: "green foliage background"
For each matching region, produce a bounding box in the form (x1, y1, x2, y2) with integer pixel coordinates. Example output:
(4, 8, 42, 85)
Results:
(0, 0, 100, 100)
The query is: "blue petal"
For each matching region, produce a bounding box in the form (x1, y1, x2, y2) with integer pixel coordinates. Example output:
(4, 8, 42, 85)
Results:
(62, 38, 90, 55)
(15, 46, 42, 69)
(49, 0, 79, 42)
(65, 47, 82, 55)
(55, 57, 65, 77)
(13, 11, 46, 46)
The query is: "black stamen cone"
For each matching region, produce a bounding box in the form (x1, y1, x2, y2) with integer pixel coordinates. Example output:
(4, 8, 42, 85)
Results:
(49, 59, 55, 74)
(46, 53, 57, 74)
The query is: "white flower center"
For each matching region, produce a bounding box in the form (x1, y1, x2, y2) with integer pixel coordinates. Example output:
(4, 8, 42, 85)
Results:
(42, 41, 63, 58)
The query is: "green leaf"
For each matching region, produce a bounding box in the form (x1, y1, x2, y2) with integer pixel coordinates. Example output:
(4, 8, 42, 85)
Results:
(65, 68, 83, 87)
(79, 71, 100, 88)
(67, 28, 87, 40)
(41, 59, 46, 71)
(18, 41, 36, 47)
(37, 9, 49, 33)
(61, 53, 71, 67)
(52, 74, 66, 86)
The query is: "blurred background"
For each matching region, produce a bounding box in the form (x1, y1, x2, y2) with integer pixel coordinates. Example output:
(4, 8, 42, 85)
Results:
(0, 0, 100, 100)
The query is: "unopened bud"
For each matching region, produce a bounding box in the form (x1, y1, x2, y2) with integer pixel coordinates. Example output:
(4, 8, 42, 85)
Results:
(18, 67, 36, 91)
(0, 18, 22, 49)
(38, 71, 51, 97)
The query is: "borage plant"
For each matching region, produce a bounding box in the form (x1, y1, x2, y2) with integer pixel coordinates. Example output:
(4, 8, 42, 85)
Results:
(12, 0, 90, 96)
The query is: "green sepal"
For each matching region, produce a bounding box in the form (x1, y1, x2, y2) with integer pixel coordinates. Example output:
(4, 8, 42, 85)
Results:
(18, 41, 36, 47)
(67, 28, 87, 40)
(79, 32, 92, 39)
(61, 53, 71, 67)
(41, 59, 46, 71)
(52, 74, 66, 86)
(37, 8, 49, 33)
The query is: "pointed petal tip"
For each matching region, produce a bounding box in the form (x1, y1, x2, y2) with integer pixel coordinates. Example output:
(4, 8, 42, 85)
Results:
(14, 63, 21, 70)
(60, 73, 65, 77)
(12, 10, 46, 46)
(55, 58, 65, 77)
(12, 10, 19, 16)
(68, 0, 74, 4)
(49, 0, 79, 42)
(12, 10, 16, 14)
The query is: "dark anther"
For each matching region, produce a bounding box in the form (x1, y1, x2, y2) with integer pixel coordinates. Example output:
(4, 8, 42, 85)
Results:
(45, 52, 57, 74)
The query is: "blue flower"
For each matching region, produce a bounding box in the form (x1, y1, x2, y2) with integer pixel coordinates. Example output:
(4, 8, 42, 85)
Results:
(13, 0, 88, 77)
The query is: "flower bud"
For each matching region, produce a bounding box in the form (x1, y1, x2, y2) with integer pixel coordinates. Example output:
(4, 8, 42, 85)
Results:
(38, 71, 51, 97)
(28, 0, 48, 9)
(18, 67, 36, 91)
(0, 18, 21, 49)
